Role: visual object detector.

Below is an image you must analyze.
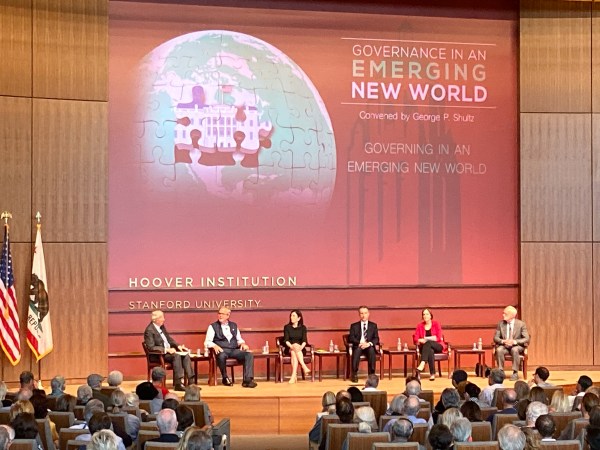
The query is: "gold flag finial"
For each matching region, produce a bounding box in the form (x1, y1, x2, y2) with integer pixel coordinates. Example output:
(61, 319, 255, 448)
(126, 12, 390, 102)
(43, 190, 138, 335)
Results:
(36, 211, 41, 223)
(1, 212, 12, 225)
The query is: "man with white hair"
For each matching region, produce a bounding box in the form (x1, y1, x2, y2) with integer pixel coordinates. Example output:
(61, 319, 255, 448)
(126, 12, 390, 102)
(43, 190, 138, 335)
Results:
(450, 418, 472, 442)
(525, 401, 549, 428)
(404, 396, 427, 425)
(144, 310, 194, 391)
(145, 408, 179, 448)
(493, 306, 530, 381)
(107, 371, 123, 387)
(48, 376, 65, 397)
(498, 424, 526, 450)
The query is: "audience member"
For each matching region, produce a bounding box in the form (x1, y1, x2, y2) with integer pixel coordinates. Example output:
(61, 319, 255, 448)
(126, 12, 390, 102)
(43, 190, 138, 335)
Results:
(347, 386, 363, 403)
(88, 429, 120, 450)
(535, 414, 556, 441)
(175, 405, 194, 437)
(488, 389, 518, 423)
(0, 382, 11, 408)
(428, 424, 454, 450)
(16, 389, 32, 402)
(570, 375, 593, 410)
(525, 401, 548, 428)
(316, 391, 336, 419)
(498, 424, 526, 450)
(19, 372, 35, 391)
(75, 412, 126, 450)
(405, 396, 427, 425)
(515, 381, 530, 401)
(451, 417, 472, 442)
(529, 367, 553, 388)
(152, 367, 169, 398)
(385, 394, 407, 417)
(162, 397, 180, 411)
(56, 394, 77, 412)
(439, 408, 463, 429)
(30, 391, 58, 441)
(0, 426, 10, 450)
(177, 427, 213, 450)
(460, 401, 482, 422)
(110, 389, 140, 440)
(464, 383, 486, 407)
(528, 387, 548, 405)
(77, 385, 93, 405)
(125, 392, 148, 422)
(9, 400, 34, 423)
(390, 418, 415, 443)
(146, 408, 180, 448)
(48, 376, 65, 398)
(135, 381, 160, 414)
(11, 413, 41, 450)
(363, 374, 379, 391)
(107, 371, 123, 388)
(87, 374, 112, 409)
(522, 426, 541, 450)
(355, 406, 378, 431)
(549, 390, 571, 413)
(479, 368, 505, 407)
(317, 398, 354, 450)
(516, 399, 531, 421)
(434, 388, 460, 423)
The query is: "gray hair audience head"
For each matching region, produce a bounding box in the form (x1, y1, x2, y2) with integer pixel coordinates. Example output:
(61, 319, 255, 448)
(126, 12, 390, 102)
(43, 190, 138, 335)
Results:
(0, 425, 14, 442)
(388, 394, 407, 415)
(405, 395, 421, 416)
(357, 422, 371, 433)
(0, 426, 10, 450)
(450, 418, 472, 442)
(77, 385, 93, 404)
(365, 374, 379, 389)
(406, 380, 421, 396)
(152, 367, 167, 383)
(490, 368, 505, 385)
(498, 424, 526, 450)
(441, 388, 461, 408)
(391, 418, 413, 441)
(107, 371, 123, 387)
(84, 399, 105, 423)
(355, 406, 377, 430)
(88, 429, 119, 450)
(125, 393, 139, 407)
(50, 376, 65, 392)
(526, 401, 548, 427)
(503, 389, 517, 406)
(439, 408, 463, 428)
(157, 408, 178, 434)
(184, 429, 214, 450)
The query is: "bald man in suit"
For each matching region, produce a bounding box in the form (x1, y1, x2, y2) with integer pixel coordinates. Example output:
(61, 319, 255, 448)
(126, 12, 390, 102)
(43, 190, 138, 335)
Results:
(493, 306, 530, 381)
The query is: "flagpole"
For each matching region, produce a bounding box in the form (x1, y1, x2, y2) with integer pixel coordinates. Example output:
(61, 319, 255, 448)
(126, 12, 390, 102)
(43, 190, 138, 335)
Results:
(35, 212, 42, 386)
(1, 211, 12, 380)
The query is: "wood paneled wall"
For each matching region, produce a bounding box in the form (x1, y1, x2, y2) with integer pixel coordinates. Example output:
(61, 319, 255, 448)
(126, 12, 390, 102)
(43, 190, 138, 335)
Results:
(520, 0, 600, 366)
(0, 1, 107, 383)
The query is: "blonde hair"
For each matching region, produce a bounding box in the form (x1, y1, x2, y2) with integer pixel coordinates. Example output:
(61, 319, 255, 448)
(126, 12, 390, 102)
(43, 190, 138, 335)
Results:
(88, 430, 119, 450)
(439, 408, 463, 429)
(176, 426, 204, 450)
(9, 400, 34, 422)
(550, 390, 570, 413)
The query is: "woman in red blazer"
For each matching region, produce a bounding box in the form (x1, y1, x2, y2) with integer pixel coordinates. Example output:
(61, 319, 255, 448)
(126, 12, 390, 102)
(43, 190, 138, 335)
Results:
(413, 308, 446, 380)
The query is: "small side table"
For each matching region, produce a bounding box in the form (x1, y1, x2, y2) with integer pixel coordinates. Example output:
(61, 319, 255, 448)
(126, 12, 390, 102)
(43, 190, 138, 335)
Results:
(189, 353, 211, 385)
(382, 348, 416, 380)
(252, 351, 279, 382)
(454, 348, 486, 377)
(315, 351, 346, 381)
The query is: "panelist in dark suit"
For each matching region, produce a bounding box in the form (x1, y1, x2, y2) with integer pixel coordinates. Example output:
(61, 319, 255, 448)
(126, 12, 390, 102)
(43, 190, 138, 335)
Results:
(204, 307, 257, 388)
(143, 310, 194, 391)
(348, 306, 379, 383)
(493, 305, 530, 381)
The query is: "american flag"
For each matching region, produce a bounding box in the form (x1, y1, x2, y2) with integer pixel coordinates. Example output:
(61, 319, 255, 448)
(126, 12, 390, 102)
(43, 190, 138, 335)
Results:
(0, 224, 21, 365)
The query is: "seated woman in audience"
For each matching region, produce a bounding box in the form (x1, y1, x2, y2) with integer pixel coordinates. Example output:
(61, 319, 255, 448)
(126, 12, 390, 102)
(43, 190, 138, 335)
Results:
(517, 399, 531, 420)
(549, 390, 570, 413)
(515, 380, 530, 400)
(386, 394, 407, 416)
(177, 426, 213, 450)
(463, 382, 486, 408)
(460, 401, 483, 422)
(529, 386, 548, 404)
(522, 426, 542, 450)
(30, 392, 59, 442)
(124, 392, 148, 422)
(55, 394, 77, 412)
(354, 406, 378, 431)
(9, 400, 34, 423)
(76, 385, 93, 405)
(283, 309, 310, 383)
(88, 430, 120, 450)
(413, 308, 445, 381)
(316, 391, 336, 419)
(110, 389, 140, 441)
(439, 408, 463, 429)
(176, 405, 194, 438)
(347, 386, 363, 403)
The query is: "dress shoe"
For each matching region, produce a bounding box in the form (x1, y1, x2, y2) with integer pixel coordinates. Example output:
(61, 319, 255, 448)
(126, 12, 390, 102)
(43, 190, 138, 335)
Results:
(174, 384, 185, 392)
(510, 373, 519, 381)
(242, 380, 257, 388)
(429, 374, 435, 381)
(222, 377, 233, 386)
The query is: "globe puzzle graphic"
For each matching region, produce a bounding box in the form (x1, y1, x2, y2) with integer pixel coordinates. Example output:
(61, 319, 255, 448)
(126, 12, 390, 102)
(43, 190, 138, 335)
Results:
(137, 30, 336, 207)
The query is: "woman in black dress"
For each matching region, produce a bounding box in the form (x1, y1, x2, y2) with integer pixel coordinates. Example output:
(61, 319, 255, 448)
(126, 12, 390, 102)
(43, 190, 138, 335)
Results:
(283, 309, 310, 383)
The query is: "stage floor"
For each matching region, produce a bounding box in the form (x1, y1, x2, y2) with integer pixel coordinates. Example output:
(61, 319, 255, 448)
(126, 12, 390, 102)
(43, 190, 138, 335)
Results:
(75, 370, 600, 435)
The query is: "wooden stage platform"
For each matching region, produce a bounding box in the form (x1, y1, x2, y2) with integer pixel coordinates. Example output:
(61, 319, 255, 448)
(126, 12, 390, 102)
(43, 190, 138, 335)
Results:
(110, 370, 600, 435)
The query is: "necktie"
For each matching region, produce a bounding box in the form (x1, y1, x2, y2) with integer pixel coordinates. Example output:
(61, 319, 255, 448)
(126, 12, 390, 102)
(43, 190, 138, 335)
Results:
(507, 323, 512, 339)
(362, 323, 367, 339)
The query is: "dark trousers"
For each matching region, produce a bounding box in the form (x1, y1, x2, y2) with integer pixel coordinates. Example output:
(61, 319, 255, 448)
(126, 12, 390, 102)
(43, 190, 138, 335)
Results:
(351, 345, 376, 374)
(164, 353, 194, 383)
(419, 341, 443, 374)
(216, 348, 255, 381)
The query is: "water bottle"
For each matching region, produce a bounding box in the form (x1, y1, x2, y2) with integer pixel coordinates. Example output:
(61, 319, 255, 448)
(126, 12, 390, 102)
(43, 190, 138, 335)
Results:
(403, 342, 408, 351)
(473, 342, 478, 350)
(397, 338, 402, 351)
(204, 345, 209, 357)
(196, 348, 201, 356)
(265, 340, 269, 354)
(329, 340, 334, 352)
(477, 338, 483, 351)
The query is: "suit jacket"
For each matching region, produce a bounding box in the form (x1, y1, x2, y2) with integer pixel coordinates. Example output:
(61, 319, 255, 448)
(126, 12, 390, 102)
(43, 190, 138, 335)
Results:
(348, 321, 379, 347)
(493, 318, 530, 347)
(144, 322, 179, 353)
